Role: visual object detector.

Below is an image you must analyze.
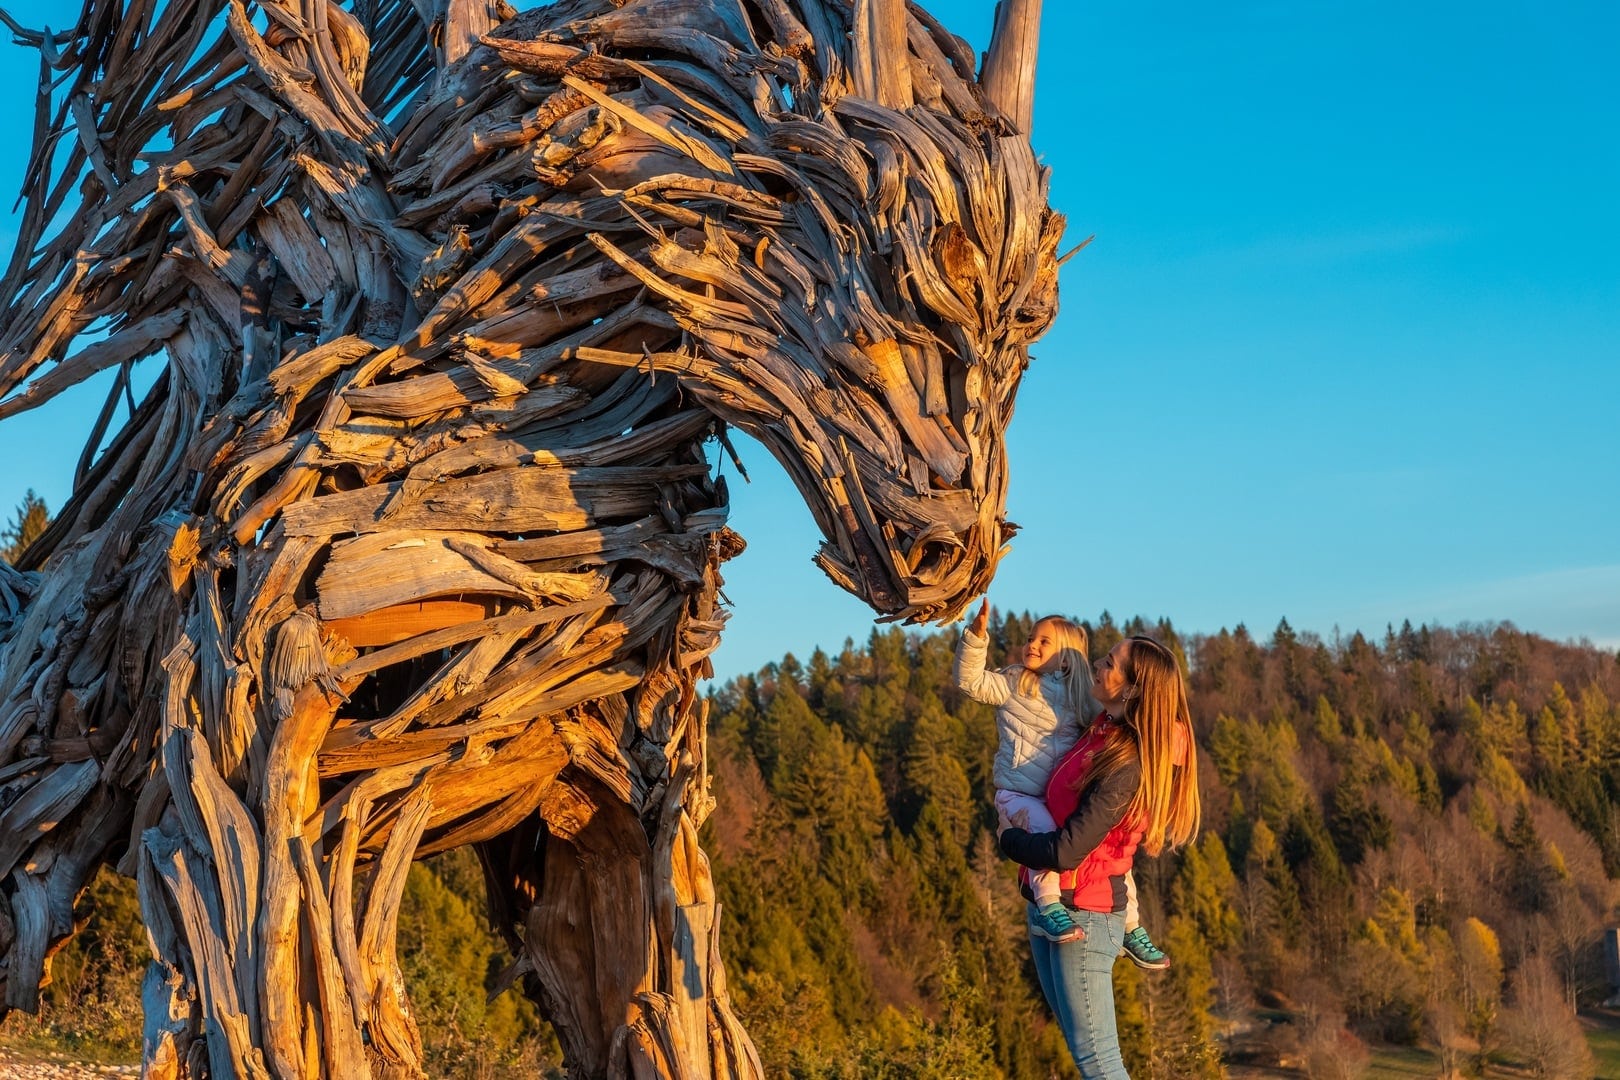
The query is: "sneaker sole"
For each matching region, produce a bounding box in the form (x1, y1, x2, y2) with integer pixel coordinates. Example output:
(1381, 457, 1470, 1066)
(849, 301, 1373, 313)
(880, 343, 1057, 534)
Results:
(1124, 952, 1171, 971)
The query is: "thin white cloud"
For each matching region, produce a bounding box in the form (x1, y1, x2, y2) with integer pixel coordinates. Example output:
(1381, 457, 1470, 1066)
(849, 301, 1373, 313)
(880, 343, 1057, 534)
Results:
(1334, 564, 1620, 649)
(1216, 225, 1466, 270)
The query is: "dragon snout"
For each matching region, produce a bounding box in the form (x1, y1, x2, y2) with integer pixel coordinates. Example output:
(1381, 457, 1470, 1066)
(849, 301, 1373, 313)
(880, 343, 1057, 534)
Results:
(812, 485, 1016, 625)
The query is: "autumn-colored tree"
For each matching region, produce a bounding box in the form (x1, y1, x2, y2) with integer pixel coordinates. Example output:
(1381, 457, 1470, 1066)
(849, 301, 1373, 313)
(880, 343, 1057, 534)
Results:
(1538, 880, 1601, 1008)
(1530, 702, 1566, 776)
(1498, 955, 1594, 1080)
(1341, 886, 1429, 1042)
(1454, 916, 1503, 1056)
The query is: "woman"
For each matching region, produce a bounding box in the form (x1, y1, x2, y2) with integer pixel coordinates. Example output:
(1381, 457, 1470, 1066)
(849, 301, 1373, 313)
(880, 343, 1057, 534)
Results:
(998, 634, 1201, 1078)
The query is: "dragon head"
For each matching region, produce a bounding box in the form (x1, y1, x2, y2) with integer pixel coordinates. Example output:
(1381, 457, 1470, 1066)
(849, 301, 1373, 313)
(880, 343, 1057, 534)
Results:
(395, 0, 1063, 624)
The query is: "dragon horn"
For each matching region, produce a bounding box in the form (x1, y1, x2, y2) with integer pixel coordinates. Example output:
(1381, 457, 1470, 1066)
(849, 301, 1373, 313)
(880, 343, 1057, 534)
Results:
(980, 0, 1042, 132)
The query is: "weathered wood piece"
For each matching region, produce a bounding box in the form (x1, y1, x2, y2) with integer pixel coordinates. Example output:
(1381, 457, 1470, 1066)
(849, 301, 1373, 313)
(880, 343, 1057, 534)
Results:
(982, 0, 1045, 132)
(0, 0, 1061, 1076)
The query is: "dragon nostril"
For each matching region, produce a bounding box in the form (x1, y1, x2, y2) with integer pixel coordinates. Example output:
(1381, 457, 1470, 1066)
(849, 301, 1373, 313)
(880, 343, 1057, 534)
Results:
(918, 540, 951, 573)
(905, 534, 964, 587)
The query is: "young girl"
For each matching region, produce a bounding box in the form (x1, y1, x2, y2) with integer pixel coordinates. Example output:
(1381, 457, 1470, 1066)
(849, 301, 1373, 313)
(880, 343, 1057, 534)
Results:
(954, 601, 1090, 941)
(955, 601, 1172, 966)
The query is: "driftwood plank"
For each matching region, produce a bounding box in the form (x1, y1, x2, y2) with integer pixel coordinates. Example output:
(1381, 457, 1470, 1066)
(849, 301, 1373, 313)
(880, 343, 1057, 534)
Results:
(358, 792, 431, 1070)
(315, 531, 601, 621)
(0, 310, 186, 422)
(0, 761, 99, 882)
(332, 590, 622, 678)
(279, 464, 708, 537)
(153, 844, 269, 1080)
(258, 616, 343, 1080)
(4, 871, 47, 1012)
(256, 199, 338, 301)
(289, 838, 371, 1079)
(851, 0, 914, 109)
(324, 597, 503, 650)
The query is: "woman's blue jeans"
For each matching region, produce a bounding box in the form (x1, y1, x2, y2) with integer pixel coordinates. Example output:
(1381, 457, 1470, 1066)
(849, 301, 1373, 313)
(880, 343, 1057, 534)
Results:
(1026, 905, 1130, 1079)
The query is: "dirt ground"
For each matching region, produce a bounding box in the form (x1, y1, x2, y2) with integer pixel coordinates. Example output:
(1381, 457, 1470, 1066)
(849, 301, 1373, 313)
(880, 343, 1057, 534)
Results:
(0, 1050, 136, 1078)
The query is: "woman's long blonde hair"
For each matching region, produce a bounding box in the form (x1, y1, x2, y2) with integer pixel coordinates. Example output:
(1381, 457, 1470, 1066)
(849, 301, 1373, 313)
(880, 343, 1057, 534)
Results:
(1014, 616, 1096, 727)
(1076, 635, 1201, 856)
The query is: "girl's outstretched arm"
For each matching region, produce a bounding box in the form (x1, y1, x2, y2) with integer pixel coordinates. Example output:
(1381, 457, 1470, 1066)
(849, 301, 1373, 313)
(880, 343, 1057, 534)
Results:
(954, 598, 1013, 705)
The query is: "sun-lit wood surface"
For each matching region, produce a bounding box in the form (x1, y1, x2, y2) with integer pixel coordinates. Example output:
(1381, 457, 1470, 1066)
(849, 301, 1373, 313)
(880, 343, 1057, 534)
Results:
(0, 0, 1058, 1075)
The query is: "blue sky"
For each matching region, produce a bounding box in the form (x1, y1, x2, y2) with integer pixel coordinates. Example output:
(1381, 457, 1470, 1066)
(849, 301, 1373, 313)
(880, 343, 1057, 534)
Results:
(0, 0, 1615, 681)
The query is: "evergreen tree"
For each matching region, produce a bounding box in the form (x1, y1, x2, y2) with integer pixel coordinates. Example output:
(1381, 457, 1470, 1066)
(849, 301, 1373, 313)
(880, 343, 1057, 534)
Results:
(1238, 818, 1302, 986)
(901, 703, 975, 845)
(0, 489, 49, 564)
(1504, 802, 1555, 913)
(397, 854, 557, 1076)
(1544, 682, 1578, 762)
(1312, 695, 1343, 744)
(1530, 703, 1565, 777)
(1328, 755, 1394, 867)
(1282, 804, 1352, 961)
(1143, 914, 1224, 1079)
(1576, 684, 1616, 771)
(1172, 834, 1242, 951)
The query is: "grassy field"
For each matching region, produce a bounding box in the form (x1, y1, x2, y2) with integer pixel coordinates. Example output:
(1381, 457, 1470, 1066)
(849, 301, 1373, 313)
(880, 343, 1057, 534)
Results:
(1358, 1018, 1620, 1080)
(1260, 1014, 1620, 1079)
(1589, 1022, 1620, 1080)
(1365, 1046, 1442, 1078)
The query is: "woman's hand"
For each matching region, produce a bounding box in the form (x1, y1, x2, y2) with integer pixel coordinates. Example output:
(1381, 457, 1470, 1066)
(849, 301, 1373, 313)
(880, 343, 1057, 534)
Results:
(969, 598, 989, 637)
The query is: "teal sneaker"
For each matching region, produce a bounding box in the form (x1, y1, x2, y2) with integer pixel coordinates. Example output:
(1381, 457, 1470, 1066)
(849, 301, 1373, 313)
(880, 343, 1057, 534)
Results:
(1032, 903, 1084, 943)
(1123, 925, 1170, 970)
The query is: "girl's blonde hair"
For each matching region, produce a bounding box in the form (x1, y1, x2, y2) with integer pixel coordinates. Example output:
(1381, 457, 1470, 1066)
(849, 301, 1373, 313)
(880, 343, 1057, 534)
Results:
(1013, 616, 1096, 728)
(1075, 635, 1201, 857)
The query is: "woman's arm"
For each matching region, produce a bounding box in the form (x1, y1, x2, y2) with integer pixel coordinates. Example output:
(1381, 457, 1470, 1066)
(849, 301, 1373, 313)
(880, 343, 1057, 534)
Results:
(998, 761, 1142, 870)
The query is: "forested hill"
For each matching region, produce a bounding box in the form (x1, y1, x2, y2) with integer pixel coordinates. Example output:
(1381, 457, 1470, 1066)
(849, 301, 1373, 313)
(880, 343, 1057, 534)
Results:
(701, 613, 1620, 1079)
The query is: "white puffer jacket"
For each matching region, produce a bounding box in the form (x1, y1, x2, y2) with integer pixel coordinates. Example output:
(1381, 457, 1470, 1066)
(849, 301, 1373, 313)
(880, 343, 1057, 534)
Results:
(954, 629, 1082, 796)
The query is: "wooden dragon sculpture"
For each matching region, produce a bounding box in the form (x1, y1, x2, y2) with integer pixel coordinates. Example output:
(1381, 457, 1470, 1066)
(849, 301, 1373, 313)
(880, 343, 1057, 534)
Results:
(0, 0, 1059, 1075)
